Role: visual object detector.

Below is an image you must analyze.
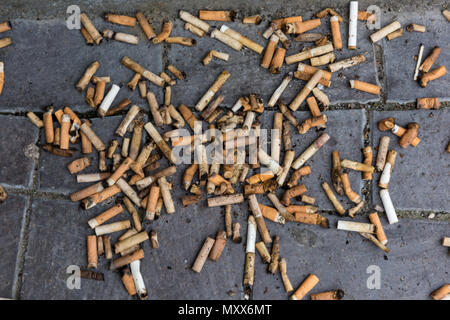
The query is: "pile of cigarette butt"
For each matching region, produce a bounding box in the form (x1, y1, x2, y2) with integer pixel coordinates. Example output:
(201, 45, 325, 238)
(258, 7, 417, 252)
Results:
(19, 4, 449, 300)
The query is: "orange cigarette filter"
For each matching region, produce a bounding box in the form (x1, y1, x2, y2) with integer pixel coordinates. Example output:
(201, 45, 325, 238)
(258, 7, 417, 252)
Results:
(87, 235, 98, 268)
(420, 66, 446, 87)
(60, 114, 71, 150)
(80, 121, 93, 154)
(310, 289, 345, 300)
(430, 284, 450, 300)
(107, 157, 133, 186)
(306, 96, 321, 117)
(67, 157, 91, 174)
(209, 173, 230, 186)
(105, 14, 136, 27)
(93, 81, 106, 106)
(285, 19, 321, 34)
(290, 273, 319, 300)
(391, 125, 420, 147)
(70, 182, 104, 202)
(136, 12, 156, 39)
(121, 268, 137, 296)
(330, 16, 342, 50)
(63, 107, 81, 127)
(43, 108, 54, 144)
(258, 204, 281, 222)
(271, 16, 302, 30)
(350, 80, 380, 95)
(82, 185, 121, 209)
(419, 47, 441, 73)
(199, 10, 235, 21)
(270, 47, 286, 74)
(145, 185, 160, 220)
(297, 63, 332, 81)
(153, 21, 173, 44)
(282, 184, 307, 206)
(417, 97, 441, 110)
(362, 146, 373, 180)
(368, 212, 387, 245)
(261, 35, 278, 68)
(340, 172, 361, 203)
(0, 21, 12, 33)
(246, 171, 274, 184)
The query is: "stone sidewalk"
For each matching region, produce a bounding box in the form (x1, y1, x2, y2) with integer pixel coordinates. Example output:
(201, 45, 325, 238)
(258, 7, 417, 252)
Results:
(0, 0, 448, 300)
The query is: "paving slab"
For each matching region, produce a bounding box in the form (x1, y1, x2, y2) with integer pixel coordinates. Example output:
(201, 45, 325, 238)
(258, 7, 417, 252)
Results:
(0, 115, 38, 188)
(38, 115, 150, 194)
(371, 109, 450, 212)
(252, 217, 450, 300)
(257, 110, 366, 213)
(0, 18, 162, 112)
(0, 194, 28, 299)
(382, 9, 450, 103)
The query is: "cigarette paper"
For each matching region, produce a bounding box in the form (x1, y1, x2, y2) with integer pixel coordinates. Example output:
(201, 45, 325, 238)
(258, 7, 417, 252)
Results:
(370, 21, 401, 43)
(337, 220, 375, 233)
(244, 216, 256, 288)
(130, 260, 148, 300)
(289, 70, 323, 111)
(98, 84, 120, 117)
(348, 1, 358, 49)
(192, 237, 215, 273)
(311, 290, 345, 300)
(413, 44, 425, 81)
(268, 235, 280, 274)
(220, 25, 263, 54)
(322, 182, 346, 215)
(136, 12, 156, 39)
(268, 73, 292, 107)
(380, 189, 398, 224)
(87, 235, 98, 269)
(95, 219, 131, 236)
(290, 274, 319, 300)
(285, 43, 333, 64)
(210, 29, 242, 51)
(431, 284, 450, 300)
(121, 56, 165, 86)
(194, 70, 230, 111)
(294, 33, 324, 42)
(77, 172, 110, 184)
(292, 133, 329, 169)
(80, 13, 102, 45)
(262, 26, 275, 39)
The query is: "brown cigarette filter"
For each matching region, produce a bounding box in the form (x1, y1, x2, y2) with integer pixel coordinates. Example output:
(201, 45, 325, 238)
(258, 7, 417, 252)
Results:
(199, 10, 235, 21)
(406, 24, 426, 33)
(269, 47, 286, 74)
(110, 249, 144, 270)
(386, 28, 403, 40)
(87, 235, 98, 269)
(255, 242, 271, 263)
(232, 222, 242, 243)
(419, 47, 441, 73)
(420, 66, 446, 87)
(310, 289, 345, 300)
(281, 184, 307, 206)
(153, 20, 173, 44)
(290, 274, 319, 300)
(105, 14, 136, 27)
(341, 172, 361, 203)
(350, 80, 381, 95)
(121, 267, 137, 296)
(417, 97, 441, 110)
(209, 230, 227, 262)
(285, 19, 321, 34)
(192, 237, 215, 273)
(430, 284, 450, 300)
(287, 166, 311, 188)
(399, 123, 419, 149)
(68, 157, 91, 175)
(136, 12, 156, 39)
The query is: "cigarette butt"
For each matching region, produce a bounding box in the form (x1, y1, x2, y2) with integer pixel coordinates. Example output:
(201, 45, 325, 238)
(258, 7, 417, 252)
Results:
(165, 37, 196, 46)
(295, 70, 331, 87)
(420, 65, 446, 87)
(399, 123, 419, 149)
(80, 122, 106, 151)
(244, 216, 257, 289)
(121, 267, 137, 296)
(360, 232, 389, 253)
(268, 235, 280, 274)
(110, 249, 144, 271)
(328, 54, 366, 73)
(153, 20, 173, 44)
(199, 10, 235, 21)
(419, 47, 441, 73)
(104, 13, 136, 27)
(103, 235, 112, 259)
(122, 56, 165, 86)
(376, 136, 390, 171)
(76, 61, 100, 92)
(379, 150, 397, 188)
(285, 19, 321, 34)
(70, 182, 104, 202)
(211, 29, 243, 51)
(369, 212, 388, 245)
(341, 159, 374, 173)
(194, 71, 230, 111)
(286, 43, 333, 64)
(281, 184, 307, 206)
(348, 201, 365, 218)
(259, 204, 285, 224)
(248, 195, 272, 244)
(243, 15, 262, 24)
(59, 114, 71, 150)
(145, 186, 160, 221)
(0, 21, 12, 33)
(290, 274, 319, 300)
(95, 220, 131, 236)
(220, 25, 264, 54)
(431, 284, 450, 300)
(316, 8, 344, 22)
(386, 28, 403, 40)
(232, 222, 242, 243)
(442, 237, 450, 247)
(358, 11, 375, 21)
(192, 237, 215, 273)
(289, 70, 324, 111)
(255, 242, 271, 263)
(391, 124, 421, 147)
(341, 172, 361, 204)
(292, 133, 329, 169)
(209, 230, 227, 262)
(301, 195, 315, 205)
(269, 47, 286, 74)
(330, 16, 342, 50)
(79, 13, 102, 45)
(443, 9, 450, 21)
(136, 12, 156, 39)
(182, 194, 203, 207)
(322, 182, 346, 215)
(279, 258, 294, 292)
(158, 177, 175, 214)
(167, 65, 186, 81)
(370, 21, 401, 43)
(43, 107, 54, 144)
(337, 220, 376, 233)
(87, 235, 98, 269)
(406, 24, 426, 32)
(115, 231, 149, 254)
(261, 35, 279, 69)
(379, 189, 398, 224)
(310, 289, 345, 300)
(26, 112, 44, 128)
(67, 157, 91, 175)
(417, 97, 441, 110)
(88, 204, 123, 229)
(150, 230, 159, 248)
(185, 22, 205, 37)
(350, 80, 380, 95)
(0, 37, 12, 49)
(81, 185, 121, 210)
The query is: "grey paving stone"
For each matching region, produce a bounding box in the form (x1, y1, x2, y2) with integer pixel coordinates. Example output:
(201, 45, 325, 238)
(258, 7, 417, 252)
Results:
(38, 115, 149, 194)
(252, 217, 450, 300)
(371, 109, 450, 212)
(0, 18, 162, 112)
(382, 9, 450, 103)
(0, 115, 38, 188)
(0, 194, 28, 299)
(258, 110, 365, 213)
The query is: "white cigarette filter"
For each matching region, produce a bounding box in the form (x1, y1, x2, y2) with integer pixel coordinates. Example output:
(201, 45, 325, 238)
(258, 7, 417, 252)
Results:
(130, 260, 148, 300)
(98, 84, 120, 117)
(380, 189, 398, 224)
(348, 1, 358, 49)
